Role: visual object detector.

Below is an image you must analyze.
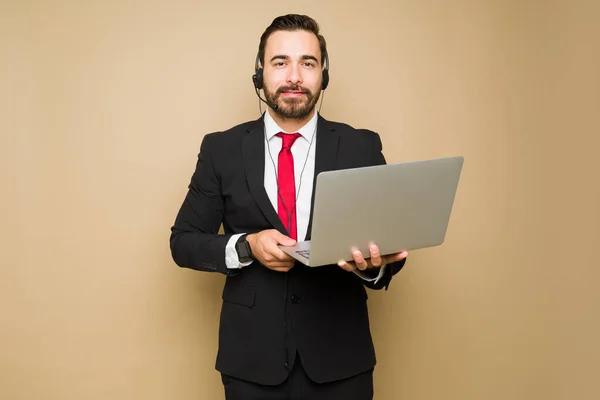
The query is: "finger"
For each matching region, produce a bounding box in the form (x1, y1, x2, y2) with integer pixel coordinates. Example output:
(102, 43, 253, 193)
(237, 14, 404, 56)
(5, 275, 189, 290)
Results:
(383, 251, 408, 264)
(369, 244, 382, 267)
(337, 260, 356, 272)
(271, 248, 295, 261)
(262, 243, 295, 261)
(271, 230, 296, 246)
(352, 250, 369, 271)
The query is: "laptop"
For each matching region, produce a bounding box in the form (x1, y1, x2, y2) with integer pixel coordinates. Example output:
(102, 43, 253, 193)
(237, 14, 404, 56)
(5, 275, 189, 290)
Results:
(279, 156, 464, 266)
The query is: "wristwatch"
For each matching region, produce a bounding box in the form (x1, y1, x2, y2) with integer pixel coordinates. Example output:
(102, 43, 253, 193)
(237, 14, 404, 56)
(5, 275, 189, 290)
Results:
(235, 234, 253, 263)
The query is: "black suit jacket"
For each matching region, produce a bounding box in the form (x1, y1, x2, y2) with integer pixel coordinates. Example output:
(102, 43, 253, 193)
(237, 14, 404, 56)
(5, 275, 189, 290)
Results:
(170, 115, 405, 385)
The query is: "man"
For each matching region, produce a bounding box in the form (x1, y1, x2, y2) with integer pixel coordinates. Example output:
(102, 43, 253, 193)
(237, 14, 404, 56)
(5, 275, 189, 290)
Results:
(170, 14, 408, 400)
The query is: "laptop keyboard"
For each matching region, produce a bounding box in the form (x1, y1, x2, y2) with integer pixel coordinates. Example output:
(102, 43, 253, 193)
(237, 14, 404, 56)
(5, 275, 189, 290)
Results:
(296, 250, 310, 258)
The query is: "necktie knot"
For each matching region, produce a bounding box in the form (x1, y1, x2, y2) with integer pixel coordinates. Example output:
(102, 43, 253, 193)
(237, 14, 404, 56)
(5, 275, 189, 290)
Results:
(276, 132, 301, 150)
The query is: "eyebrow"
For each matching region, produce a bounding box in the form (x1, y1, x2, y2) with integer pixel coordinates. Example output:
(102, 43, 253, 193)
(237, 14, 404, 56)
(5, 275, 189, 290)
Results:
(269, 54, 320, 64)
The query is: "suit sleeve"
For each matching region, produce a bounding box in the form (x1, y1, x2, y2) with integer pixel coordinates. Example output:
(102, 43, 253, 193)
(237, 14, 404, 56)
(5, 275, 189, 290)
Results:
(169, 133, 238, 276)
(360, 130, 407, 290)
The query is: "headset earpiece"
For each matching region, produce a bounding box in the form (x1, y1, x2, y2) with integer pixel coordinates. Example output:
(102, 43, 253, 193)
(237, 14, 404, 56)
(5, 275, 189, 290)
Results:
(252, 68, 264, 90)
(321, 52, 330, 90)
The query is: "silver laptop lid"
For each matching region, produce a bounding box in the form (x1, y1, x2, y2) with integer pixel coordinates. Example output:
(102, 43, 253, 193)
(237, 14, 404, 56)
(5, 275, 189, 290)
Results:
(306, 156, 464, 266)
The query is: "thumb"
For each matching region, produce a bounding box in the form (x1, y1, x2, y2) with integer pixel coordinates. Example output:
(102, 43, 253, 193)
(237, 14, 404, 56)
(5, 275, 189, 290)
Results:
(273, 230, 296, 246)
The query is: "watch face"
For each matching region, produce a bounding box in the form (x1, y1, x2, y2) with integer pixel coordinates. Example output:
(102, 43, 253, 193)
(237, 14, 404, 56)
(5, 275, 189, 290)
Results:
(237, 239, 252, 261)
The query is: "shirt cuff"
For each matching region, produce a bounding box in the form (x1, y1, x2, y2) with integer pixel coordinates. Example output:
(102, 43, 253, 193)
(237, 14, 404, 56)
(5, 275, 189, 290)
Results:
(353, 264, 387, 284)
(225, 233, 254, 269)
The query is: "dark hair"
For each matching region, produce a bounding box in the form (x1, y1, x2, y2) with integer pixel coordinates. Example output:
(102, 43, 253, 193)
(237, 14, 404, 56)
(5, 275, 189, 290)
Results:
(258, 14, 328, 66)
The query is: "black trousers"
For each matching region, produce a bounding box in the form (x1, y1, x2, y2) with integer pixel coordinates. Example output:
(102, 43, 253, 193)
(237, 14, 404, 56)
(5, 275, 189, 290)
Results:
(221, 355, 374, 400)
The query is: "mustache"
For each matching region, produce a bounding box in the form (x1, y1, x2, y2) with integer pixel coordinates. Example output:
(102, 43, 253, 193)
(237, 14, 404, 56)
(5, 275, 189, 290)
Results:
(276, 85, 312, 95)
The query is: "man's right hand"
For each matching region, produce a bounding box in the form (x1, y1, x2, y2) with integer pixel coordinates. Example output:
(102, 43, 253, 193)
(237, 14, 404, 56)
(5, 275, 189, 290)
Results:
(246, 230, 296, 272)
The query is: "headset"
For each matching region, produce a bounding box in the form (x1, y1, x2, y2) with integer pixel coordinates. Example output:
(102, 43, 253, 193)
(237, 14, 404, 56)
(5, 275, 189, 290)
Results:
(252, 52, 330, 110)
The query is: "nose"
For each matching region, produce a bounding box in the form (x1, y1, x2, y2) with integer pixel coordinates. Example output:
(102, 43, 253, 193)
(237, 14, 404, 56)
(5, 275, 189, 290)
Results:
(286, 64, 302, 85)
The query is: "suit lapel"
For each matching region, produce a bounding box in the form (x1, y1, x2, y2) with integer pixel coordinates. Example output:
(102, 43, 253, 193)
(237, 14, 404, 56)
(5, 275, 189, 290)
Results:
(242, 118, 287, 233)
(306, 116, 340, 240)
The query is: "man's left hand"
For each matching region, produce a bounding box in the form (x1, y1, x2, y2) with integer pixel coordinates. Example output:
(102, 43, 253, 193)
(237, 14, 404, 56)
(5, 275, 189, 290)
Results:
(337, 244, 408, 272)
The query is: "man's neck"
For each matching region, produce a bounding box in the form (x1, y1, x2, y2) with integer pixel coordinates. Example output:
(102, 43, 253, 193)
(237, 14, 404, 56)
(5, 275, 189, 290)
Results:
(268, 108, 316, 133)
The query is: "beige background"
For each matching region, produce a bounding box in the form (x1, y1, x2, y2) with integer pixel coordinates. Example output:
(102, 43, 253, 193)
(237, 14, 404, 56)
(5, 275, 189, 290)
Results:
(1, 0, 599, 399)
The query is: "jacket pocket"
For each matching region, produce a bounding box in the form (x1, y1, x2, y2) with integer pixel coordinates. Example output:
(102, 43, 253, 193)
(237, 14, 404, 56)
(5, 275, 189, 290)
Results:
(222, 284, 256, 308)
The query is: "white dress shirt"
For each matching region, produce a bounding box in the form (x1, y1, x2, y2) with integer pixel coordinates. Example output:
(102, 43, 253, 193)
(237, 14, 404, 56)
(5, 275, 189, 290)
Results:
(224, 110, 385, 283)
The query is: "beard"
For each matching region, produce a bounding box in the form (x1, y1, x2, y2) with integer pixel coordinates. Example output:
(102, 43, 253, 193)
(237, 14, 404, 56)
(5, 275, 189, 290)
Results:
(264, 84, 321, 119)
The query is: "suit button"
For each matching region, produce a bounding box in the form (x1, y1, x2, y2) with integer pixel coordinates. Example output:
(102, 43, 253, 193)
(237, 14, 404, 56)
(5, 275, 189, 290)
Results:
(284, 362, 289, 368)
(291, 295, 300, 304)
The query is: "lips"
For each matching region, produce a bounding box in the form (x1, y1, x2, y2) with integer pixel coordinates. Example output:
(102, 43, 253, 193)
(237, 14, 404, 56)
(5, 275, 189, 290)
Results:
(281, 90, 306, 97)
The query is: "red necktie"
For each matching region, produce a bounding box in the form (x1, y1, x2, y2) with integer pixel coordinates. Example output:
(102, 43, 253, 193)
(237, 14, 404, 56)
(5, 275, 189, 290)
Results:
(275, 132, 301, 240)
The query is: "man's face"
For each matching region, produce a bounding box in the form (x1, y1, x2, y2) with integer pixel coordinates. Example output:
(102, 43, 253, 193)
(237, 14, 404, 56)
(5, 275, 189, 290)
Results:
(262, 30, 323, 119)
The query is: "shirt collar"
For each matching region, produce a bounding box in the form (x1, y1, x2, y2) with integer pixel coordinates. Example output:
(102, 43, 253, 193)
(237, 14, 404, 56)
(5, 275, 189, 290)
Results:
(264, 109, 319, 143)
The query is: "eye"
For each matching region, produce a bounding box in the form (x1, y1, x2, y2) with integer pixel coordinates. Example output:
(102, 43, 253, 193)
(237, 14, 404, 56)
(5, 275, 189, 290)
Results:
(274, 61, 286, 67)
(303, 62, 315, 68)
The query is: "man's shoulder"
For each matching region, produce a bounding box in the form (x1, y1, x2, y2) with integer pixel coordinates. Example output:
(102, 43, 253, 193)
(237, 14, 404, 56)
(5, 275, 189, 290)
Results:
(205, 119, 261, 139)
(200, 118, 262, 148)
(321, 117, 380, 139)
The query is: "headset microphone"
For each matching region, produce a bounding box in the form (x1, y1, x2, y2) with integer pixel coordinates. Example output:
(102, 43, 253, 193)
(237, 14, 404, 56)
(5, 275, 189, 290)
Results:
(253, 85, 278, 110)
